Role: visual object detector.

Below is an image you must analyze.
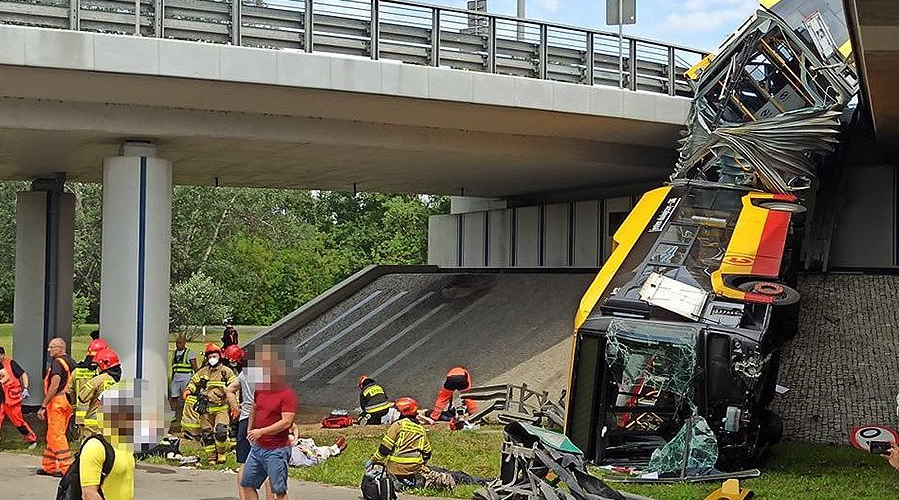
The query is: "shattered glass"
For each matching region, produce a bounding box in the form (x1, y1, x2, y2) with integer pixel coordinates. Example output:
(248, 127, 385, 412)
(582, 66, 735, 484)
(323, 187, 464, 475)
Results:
(645, 417, 720, 475)
(604, 321, 698, 432)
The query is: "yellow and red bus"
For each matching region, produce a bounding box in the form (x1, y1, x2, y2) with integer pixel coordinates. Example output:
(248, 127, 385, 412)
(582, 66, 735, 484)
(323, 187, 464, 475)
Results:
(565, 180, 804, 466)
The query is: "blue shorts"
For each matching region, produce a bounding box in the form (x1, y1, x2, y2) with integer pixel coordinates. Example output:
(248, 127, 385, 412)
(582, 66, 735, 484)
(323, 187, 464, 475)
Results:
(240, 444, 291, 494)
(236, 419, 250, 464)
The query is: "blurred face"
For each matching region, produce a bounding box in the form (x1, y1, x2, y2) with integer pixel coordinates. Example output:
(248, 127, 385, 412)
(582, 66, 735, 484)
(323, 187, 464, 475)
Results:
(254, 345, 286, 388)
(207, 353, 220, 367)
(176, 338, 186, 350)
(47, 339, 65, 358)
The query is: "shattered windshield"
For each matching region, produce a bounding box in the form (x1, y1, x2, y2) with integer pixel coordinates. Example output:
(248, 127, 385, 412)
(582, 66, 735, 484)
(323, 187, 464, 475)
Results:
(604, 320, 698, 434)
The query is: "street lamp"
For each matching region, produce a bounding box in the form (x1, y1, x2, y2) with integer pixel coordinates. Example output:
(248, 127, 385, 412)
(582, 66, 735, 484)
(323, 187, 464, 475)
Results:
(606, 0, 636, 88)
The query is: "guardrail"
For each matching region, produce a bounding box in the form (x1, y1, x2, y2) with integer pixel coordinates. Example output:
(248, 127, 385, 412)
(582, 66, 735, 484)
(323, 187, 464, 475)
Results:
(0, 0, 706, 95)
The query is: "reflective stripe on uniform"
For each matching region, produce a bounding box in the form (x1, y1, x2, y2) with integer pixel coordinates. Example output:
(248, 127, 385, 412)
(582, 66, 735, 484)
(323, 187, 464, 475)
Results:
(172, 349, 194, 375)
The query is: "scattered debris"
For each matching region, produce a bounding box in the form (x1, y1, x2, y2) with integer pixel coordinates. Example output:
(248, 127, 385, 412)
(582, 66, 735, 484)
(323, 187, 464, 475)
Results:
(463, 383, 565, 428)
(704, 479, 753, 500)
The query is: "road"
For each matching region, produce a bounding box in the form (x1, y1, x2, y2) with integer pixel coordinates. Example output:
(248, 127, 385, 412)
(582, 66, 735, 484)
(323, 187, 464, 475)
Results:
(0, 452, 450, 500)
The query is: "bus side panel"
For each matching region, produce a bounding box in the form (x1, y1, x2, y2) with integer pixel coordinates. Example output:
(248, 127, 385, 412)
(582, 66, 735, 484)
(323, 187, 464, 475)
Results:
(566, 332, 604, 459)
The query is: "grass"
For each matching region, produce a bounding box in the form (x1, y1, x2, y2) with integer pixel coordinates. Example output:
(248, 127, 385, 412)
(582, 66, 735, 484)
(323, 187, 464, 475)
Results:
(1, 324, 895, 499)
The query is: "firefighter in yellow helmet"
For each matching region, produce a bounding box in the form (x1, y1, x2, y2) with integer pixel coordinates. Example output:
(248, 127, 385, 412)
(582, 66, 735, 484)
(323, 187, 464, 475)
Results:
(78, 348, 123, 439)
(183, 343, 237, 464)
(367, 397, 432, 488)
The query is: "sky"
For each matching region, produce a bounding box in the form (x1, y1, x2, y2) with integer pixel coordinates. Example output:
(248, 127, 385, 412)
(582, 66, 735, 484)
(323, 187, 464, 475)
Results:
(432, 0, 761, 51)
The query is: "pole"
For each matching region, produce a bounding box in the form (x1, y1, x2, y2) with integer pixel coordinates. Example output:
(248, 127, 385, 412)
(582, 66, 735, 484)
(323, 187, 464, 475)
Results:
(618, 0, 623, 88)
(517, 0, 525, 42)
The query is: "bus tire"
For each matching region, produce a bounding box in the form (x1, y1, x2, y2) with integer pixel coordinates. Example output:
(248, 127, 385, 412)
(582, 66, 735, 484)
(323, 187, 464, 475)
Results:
(738, 281, 800, 306)
(757, 201, 806, 214)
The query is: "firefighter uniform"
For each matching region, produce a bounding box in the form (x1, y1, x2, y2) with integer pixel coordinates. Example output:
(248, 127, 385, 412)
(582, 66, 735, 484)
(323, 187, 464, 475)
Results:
(371, 417, 432, 477)
(42, 355, 75, 476)
(359, 377, 392, 425)
(0, 358, 37, 446)
(71, 364, 96, 428)
(78, 371, 120, 438)
(185, 362, 236, 463)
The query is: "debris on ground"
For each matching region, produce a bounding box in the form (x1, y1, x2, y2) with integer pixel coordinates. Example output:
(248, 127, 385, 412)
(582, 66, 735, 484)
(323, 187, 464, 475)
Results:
(462, 383, 566, 428)
(703, 479, 753, 500)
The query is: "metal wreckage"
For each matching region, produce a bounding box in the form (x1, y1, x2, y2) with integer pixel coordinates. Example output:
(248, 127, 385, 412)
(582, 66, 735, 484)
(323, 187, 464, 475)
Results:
(477, 2, 858, 498)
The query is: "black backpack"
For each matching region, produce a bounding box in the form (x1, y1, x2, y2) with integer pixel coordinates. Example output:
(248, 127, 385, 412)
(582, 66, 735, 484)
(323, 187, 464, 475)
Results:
(56, 435, 116, 500)
(361, 469, 397, 500)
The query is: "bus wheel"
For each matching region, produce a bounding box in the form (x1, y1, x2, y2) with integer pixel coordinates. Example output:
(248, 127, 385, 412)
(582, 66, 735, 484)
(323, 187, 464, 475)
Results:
(739, 281, 800, 306)
(757, 201, 806, 214)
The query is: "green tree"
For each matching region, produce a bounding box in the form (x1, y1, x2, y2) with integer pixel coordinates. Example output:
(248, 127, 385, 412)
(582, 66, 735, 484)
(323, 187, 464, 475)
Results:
(169, 271, 232, 341)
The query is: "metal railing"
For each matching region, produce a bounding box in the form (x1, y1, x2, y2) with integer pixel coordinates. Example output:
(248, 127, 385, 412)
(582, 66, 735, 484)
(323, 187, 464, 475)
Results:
(0, 0, 706, 96)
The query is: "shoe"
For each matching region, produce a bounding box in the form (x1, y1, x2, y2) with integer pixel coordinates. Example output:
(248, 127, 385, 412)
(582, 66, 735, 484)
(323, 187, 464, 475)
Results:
(36, 469, 63, 478)
(26, 442, 37, 450)
(335, 435, 347, 452)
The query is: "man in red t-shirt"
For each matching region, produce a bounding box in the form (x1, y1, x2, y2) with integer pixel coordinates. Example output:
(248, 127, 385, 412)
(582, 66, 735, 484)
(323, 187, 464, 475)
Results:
(240, 344, 297, 500)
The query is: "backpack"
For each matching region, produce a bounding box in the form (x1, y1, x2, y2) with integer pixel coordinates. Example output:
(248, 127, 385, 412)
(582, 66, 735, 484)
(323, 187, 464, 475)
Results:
(321, 414, 354, 429)
(361, 469, 396, 500)
(56, 435, 116, 500)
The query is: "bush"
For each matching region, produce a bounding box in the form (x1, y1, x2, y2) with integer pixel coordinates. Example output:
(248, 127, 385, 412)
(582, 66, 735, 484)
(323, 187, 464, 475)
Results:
(170, 271, 231, 341)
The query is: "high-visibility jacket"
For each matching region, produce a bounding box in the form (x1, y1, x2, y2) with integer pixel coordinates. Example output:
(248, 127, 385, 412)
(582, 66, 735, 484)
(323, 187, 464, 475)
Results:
(360, 381, 392, 415)
(0, 358, 24, 404)
(372, 417, 432, 476)
(171, 349, 194, 377)
(72, 365, 97, 424)
(78, 371, 120, 432)
(185, 365, 236, 414)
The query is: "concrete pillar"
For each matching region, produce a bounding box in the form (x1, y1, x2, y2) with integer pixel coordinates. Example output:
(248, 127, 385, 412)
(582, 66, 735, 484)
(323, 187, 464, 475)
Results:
(13, 177, 75, 400)
(99, 142, 172, 387)
(450, 196, 507, 215)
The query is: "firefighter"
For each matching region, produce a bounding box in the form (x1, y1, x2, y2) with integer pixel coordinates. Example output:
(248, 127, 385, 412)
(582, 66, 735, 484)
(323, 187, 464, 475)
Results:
(78, 348, 123, 439)
(72, 338, 109, 431)
(358, 375, 392, 425)
(428, 366, 477, 421)
(0, 346, 37, 448)
(169, 336, 198, 433)
(222, 319, 239, 348)
(183, 343, 237, 465)
(367, 397, 432, 488)
(37, 337, 76, 477)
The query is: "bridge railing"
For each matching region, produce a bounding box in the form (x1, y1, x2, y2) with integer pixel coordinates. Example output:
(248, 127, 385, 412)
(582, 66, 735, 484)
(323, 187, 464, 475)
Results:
(0, 0, 706, 96)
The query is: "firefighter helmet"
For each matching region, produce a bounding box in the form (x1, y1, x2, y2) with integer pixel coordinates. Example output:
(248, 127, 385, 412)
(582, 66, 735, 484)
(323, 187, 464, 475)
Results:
(395, 397, 418, 417)
(223, 344, 245, 364)
(358, 375, 371, 389)
(204, 343, 222, 357)
(87, 339, 109, 356)
(94, 348, 121, 372)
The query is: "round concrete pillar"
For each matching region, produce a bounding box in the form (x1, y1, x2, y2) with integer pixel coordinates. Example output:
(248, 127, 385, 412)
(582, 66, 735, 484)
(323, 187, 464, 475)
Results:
(99, 142, 172, 387)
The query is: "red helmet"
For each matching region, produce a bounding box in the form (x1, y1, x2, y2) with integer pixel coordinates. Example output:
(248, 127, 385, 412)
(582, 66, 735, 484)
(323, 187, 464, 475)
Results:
(204, 343, 222, 357)
(358, 375, 371, 389)
(223, 344, 245, 364)
(395, 397, 418, 417)
(87, 339, 109, 356)
(94, 348, 120, 372)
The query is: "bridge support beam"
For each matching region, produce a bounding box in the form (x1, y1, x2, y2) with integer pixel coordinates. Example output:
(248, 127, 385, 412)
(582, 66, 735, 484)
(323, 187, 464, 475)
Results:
(99, 141, 172, 390)
(13, 175, 75, 400)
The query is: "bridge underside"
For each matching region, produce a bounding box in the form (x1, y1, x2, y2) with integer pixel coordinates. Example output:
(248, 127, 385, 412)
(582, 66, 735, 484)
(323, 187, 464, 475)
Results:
(0, 61, 683, 198)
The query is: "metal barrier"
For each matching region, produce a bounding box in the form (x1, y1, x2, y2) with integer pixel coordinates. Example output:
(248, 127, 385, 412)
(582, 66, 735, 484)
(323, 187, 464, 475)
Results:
(0, 0, 705, 95)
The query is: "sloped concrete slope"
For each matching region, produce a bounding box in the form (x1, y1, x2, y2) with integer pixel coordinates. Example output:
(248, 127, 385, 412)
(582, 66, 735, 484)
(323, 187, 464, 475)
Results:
(279, 271, 594, 413)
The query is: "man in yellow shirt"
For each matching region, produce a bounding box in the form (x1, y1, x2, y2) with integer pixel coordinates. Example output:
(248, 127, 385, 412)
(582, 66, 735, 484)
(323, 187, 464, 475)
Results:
(79, 380, 138, 500)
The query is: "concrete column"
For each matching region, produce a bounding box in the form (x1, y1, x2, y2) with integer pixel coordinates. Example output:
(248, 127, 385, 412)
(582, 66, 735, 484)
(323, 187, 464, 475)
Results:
(450, 196, 507, 215)
(99, 142, 172, 387)
(13, 178, 75, 400)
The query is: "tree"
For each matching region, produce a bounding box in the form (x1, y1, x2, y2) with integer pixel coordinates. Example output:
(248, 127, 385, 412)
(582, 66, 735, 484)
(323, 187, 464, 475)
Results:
(169, 271, 232, 341)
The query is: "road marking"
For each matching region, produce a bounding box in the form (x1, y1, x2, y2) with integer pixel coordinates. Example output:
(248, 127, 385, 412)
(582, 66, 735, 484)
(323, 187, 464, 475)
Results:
(300, 292, 436, 382)
(368, 296, 488, 379)
(328, 301, 450, 384)
(294, 290, 383, 352)
(296, 291, 408, 366)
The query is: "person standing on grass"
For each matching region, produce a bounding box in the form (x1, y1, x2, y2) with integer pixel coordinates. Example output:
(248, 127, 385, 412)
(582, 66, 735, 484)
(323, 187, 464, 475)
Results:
(37, 337, 76, 477)
(0, 346, 38, 448)
(240, 343, 297, 500)
(168, 336, 198, 433)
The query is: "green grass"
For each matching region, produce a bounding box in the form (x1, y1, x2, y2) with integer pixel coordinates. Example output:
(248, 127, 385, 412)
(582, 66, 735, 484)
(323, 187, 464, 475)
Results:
(2, 324, 894, 499)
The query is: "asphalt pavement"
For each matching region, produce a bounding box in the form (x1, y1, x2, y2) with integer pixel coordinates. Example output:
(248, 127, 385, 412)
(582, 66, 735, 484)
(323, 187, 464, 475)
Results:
(0, 452, 450, 500)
